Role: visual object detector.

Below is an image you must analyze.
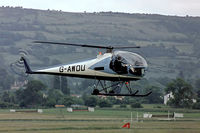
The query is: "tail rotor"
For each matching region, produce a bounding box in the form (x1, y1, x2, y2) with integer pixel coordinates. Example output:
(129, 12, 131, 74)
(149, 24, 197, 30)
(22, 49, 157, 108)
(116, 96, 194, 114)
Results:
(10, 49, 29, 77)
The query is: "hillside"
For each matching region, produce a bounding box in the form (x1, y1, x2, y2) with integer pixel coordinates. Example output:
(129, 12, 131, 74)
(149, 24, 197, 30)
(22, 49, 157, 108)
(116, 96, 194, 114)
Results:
(0, 6, 200, 82)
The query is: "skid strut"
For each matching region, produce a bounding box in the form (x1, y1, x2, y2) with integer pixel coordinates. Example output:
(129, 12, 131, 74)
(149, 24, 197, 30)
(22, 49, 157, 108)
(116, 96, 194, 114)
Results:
(91, 80, 152, 97)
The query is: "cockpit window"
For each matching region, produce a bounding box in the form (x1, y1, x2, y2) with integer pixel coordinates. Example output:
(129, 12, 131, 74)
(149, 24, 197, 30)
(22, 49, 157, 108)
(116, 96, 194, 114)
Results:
(113, 51, 147, 67)
(110, 51, 147, 75)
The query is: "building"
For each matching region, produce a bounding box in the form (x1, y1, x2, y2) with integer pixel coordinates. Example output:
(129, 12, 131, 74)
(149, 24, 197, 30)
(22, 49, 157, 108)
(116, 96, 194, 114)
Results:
(164, 92, 196, 105)
(164, 92, 173, 105)
(10, 80, 28, 90)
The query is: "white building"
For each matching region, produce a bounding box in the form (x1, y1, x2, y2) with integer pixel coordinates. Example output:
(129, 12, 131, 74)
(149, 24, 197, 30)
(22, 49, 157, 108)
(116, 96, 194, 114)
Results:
(164, 92, 174, 105)
(164, 92, 196, 105)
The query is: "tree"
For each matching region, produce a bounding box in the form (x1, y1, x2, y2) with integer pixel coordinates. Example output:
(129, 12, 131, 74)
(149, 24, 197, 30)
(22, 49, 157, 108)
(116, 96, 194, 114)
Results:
(98, 99, 112, 108)
(131, 102, 143, 108)
(1, 91, 18, 107)
(16, 80, 46, 107)
(195, 79, 200, 89)
(145, 86, 163, 104)
(122, 97, 141, 105)
(62, 96, 75, 107)
(47, 89, 64, 104)
(193, 79, 200, 109)
(61, 77, 70, 95)
(165, 78, 194, 108)
(83, 96, 98, 107)
(0, 68, 14, 90)
(53, 76, 61, 90)
(52, 76, 70, 95)
(1, 91, 11, 103)
(107, 97, 121, 104)
(192, 102, 200, 109)
(45, 97, 56, 107)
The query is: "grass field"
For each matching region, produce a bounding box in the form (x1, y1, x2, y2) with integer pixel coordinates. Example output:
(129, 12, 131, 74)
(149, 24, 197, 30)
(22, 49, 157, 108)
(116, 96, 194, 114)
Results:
(0, 106, 200, 133)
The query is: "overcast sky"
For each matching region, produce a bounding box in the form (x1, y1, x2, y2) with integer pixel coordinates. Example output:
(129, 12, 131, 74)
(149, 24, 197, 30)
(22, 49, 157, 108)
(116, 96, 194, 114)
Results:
(0, 0, 200, 16)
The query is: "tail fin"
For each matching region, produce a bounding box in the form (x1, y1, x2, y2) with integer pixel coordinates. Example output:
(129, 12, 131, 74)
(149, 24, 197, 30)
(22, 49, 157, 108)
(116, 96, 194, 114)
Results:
(20, 57, 33, 74)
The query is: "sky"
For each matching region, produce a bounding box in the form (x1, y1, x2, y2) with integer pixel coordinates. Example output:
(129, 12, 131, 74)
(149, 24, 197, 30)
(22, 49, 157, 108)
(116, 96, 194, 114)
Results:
(0, 0, 200, 16)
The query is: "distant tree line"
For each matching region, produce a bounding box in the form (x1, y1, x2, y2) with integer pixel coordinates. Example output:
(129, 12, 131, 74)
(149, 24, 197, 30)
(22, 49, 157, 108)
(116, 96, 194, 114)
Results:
(0, 68, 14, 90)
(0, 77, 200, 109)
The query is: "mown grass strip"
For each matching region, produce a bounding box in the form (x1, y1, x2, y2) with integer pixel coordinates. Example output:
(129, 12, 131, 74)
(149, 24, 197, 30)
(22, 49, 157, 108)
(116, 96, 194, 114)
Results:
(98, 108, 200, 113)
(0, 126, 199, 132)
(0, 118, 199, 122)
(0, 119, 199, 122)
(0, 127, 121, 132)
(0, 119, 117, 122)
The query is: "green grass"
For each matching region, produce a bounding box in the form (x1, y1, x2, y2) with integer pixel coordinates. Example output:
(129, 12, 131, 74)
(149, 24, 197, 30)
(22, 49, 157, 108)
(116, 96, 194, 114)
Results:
(0, 106, 199, 133)
(42, 106, 200, 120)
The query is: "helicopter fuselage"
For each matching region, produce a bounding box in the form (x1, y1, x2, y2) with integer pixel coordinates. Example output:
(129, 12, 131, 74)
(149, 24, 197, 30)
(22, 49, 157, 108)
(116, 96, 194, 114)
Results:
(21, 51, 147, 81)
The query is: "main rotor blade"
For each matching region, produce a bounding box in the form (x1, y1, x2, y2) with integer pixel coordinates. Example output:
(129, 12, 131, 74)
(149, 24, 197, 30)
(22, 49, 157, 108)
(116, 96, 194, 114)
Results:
(33, 41, 113, 49)
(33, 41, 140, 49)
(114, 46, 141, 49)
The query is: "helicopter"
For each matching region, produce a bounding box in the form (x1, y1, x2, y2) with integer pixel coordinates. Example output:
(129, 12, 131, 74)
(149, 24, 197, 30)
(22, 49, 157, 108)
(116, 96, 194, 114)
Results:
(18, 41, 152, 97)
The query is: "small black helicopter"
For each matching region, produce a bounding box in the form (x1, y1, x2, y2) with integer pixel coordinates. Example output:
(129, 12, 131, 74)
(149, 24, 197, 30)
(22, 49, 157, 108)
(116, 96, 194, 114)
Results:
(14, 41, 152, 97)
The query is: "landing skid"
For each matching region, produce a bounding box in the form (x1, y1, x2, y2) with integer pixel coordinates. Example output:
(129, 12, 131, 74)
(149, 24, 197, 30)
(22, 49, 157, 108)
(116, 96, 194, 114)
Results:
(92, 90, 152, 97)
(92, 92, 152, 97)
(91, 80, 152, 97)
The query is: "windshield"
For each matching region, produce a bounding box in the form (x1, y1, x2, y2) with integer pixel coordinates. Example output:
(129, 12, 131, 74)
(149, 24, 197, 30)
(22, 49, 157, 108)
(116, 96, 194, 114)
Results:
(110, 51, 147, 76)
(113, 51, 147, 67)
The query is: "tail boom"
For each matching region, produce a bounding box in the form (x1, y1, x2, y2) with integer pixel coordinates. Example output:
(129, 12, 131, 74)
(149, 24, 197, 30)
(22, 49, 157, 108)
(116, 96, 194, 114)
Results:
(20, 57, 33, 74)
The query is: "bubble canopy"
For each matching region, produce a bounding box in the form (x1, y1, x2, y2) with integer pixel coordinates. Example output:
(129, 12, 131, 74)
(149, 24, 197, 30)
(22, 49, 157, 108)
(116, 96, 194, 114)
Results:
(113, 51, 148, 68)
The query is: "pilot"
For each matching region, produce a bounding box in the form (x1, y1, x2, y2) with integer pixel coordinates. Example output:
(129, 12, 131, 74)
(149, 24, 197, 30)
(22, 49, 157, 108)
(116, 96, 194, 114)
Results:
(115, 56, 122, 66)
(113, 55, 128, 74)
